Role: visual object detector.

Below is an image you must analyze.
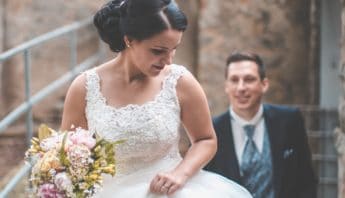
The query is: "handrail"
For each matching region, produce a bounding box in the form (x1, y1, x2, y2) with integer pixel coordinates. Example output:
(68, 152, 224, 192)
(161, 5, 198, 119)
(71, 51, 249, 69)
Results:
(0, 17, 92, 62)
(0, 16, 105, 197)
(0, 54, 100, 133)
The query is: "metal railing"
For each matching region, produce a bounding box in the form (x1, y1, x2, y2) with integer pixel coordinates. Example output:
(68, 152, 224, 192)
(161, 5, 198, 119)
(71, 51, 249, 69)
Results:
(0, 17, 106, 197)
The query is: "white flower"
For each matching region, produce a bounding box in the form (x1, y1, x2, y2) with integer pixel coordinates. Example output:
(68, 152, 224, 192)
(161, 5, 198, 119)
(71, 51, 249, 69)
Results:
(49, 169, 57, 177)
(40, 133, 64, 151)
(54, 172, 73, 193)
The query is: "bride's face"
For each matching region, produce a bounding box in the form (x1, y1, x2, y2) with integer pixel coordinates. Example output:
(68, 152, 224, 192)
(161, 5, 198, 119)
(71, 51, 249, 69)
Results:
(127, 29, 183, 76)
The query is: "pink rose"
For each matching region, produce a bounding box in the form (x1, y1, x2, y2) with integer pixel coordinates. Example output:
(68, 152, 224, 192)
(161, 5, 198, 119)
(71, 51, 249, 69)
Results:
(37, 183, 65, 198)
(68, 128, 96, 149)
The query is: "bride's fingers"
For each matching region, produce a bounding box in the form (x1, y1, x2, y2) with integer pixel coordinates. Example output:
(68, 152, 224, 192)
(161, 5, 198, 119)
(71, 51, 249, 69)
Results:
(167, 183, 181, 195)
(149, 176, 159, 192)
(160, 185, 169, 194)
(163, 180, 172, 189)
(163, 176, 183, 195)
(150, 175, 165, 193)
(150, 172, 184, 195)
(160, 180, 172, 194)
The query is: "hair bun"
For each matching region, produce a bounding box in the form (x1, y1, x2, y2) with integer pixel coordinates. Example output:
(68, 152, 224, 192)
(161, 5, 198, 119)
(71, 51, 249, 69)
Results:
(93, 0, 126, 52)
(125, 0, 171, 17)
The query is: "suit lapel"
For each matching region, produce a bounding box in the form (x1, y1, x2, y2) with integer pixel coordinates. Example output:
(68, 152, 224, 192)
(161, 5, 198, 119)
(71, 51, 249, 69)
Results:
(264, 105, 286, 197)
(219, 112, 242, 182)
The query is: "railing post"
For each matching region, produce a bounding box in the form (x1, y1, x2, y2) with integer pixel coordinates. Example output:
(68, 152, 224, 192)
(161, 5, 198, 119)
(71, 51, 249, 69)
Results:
(24, 49, 33, 147)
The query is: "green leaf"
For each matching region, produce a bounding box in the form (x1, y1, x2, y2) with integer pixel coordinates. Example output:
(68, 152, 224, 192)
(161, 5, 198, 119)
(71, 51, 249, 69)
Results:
(38, 124, 53, 141)
(59, 132, 70, 166)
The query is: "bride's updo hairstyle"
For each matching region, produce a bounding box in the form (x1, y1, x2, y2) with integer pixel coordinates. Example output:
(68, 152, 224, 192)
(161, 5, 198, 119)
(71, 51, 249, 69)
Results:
(93, 0, 187, 52)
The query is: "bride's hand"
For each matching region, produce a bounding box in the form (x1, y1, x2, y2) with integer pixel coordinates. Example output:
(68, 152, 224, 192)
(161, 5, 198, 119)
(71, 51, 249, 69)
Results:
(149, 171, 189, 195)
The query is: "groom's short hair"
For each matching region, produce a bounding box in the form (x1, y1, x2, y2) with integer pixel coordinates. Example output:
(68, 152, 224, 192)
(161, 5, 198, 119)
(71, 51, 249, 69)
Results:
(225, 51, 266, 80)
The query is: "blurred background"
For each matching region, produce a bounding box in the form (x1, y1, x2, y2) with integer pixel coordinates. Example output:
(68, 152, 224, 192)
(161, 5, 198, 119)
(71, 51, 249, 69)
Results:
(0, 0, 344, 197)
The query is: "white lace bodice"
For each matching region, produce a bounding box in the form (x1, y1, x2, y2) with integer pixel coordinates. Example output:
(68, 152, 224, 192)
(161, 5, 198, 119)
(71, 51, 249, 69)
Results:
(85, 64, 187, 177)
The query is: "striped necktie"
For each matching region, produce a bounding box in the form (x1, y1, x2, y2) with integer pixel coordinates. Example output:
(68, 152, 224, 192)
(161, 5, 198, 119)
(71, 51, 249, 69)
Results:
(240, 124, 273, 197)
(241, 124, 259, 173)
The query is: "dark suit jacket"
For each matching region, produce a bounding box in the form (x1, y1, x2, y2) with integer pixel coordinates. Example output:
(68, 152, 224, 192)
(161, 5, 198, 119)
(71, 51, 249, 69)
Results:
(205, 104, 317, 198)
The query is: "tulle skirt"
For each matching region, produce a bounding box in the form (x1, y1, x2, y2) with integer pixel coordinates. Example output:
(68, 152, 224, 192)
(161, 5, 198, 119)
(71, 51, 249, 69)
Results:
(95, 158, 252, 198)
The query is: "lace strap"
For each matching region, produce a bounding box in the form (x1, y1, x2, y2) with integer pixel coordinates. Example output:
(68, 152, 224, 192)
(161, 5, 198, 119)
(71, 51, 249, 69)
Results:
(160, 64, 188, 101)
(84, 68, 102, 104)
(164, 64, 187, 88)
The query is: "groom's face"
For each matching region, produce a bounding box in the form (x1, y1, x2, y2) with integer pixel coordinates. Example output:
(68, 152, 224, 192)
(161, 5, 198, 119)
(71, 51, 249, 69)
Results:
(225, 60, 269, 117)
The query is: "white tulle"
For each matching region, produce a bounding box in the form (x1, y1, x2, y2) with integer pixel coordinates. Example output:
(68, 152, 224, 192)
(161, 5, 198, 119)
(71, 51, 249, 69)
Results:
(84, 64, 252, 197)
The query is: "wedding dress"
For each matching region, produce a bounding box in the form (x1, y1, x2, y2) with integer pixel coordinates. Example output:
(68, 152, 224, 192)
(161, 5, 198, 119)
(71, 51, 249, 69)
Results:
(84, 64, 252, 198)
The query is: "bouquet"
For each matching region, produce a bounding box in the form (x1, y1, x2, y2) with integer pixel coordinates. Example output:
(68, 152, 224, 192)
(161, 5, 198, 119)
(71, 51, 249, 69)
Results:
(25, 124, 124, 198)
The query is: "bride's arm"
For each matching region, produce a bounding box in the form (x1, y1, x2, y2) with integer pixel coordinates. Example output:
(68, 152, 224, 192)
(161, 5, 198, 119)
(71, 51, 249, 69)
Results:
(174, 72, 217, 177)
(60, 74, 88, 131)
(150, 71, 217, 195)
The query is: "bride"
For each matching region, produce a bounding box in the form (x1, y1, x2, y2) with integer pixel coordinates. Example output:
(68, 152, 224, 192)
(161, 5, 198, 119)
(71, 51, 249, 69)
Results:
(60, 0, 252, 197)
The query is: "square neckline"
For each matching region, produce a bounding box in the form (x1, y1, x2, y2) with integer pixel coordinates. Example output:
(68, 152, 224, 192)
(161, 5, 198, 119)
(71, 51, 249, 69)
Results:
(89, 66, 173, 111)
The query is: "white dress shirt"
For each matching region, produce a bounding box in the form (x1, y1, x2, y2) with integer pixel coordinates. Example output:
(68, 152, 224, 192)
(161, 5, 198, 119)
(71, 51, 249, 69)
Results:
(230, 105, 265, 165)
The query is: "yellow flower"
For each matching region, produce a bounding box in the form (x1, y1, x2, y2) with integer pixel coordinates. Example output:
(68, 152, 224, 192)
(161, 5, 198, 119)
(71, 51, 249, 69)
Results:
(40, 150, 62, 172)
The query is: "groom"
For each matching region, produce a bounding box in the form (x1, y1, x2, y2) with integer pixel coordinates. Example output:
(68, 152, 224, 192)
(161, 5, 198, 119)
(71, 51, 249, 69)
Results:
(205, 51, 317, 198)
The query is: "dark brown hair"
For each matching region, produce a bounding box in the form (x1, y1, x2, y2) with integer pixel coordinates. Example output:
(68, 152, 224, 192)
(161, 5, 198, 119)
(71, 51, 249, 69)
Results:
(225, 51, 266, 80)
(93, 0, 187, 52)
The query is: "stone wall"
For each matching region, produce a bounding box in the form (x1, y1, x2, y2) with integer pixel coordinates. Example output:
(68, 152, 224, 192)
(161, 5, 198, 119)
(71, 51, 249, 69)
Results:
(198, 0, 315, 115)
(174, 0, 200, 74)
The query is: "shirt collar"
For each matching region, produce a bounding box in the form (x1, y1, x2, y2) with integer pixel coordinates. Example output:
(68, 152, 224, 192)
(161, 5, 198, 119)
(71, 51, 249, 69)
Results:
(229, 105, 263, 127)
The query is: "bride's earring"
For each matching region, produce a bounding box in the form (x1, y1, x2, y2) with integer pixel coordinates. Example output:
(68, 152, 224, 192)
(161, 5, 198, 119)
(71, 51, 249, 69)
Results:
(125, 40, 131, 48)
(124, 36, 132, 49)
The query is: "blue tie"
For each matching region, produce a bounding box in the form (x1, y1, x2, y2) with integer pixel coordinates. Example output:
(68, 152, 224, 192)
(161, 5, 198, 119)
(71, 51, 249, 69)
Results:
(241, 125, 259, 174)
(240, 125, 274, 198)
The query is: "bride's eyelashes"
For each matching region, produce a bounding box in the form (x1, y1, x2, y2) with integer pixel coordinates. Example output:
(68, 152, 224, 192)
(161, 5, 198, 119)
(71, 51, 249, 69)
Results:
(150, 48, 166, 56)
(150, 46, 178, 56)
